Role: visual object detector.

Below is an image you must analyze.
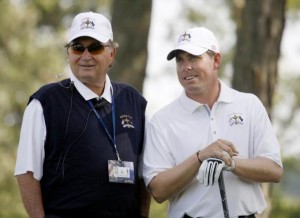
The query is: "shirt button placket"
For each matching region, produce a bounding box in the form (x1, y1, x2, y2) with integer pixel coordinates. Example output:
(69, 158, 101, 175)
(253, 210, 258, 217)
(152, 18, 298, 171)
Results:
(210, 115, 218, 140)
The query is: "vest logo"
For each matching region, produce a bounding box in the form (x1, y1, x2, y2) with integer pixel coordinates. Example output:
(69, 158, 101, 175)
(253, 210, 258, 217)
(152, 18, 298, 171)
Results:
(120, 115, 135, 128)
(228, 113, 244, 126)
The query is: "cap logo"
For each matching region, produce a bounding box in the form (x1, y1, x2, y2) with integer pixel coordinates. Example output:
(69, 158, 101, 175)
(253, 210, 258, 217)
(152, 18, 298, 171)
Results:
(80, 17, 95, 30)
(178, 32, 191, 43)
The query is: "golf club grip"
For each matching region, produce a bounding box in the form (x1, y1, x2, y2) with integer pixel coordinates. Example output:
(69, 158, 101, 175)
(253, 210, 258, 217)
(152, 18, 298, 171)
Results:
(218, 171, 230, 218)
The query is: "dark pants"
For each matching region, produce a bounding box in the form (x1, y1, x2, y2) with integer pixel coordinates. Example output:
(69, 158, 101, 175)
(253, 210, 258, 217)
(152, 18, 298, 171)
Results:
(183, 214, 256, 218)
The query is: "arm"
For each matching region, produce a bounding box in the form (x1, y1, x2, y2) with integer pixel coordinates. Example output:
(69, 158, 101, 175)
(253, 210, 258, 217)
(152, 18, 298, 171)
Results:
(236, 96, 283, 183)
(233, 156, 283, 183)
(148, 153, 200, 203)
(148, 139, 238, 203)
(15, 100, 46, 218)
(138, 179, 151, 217)
(16, 172, 45, 218)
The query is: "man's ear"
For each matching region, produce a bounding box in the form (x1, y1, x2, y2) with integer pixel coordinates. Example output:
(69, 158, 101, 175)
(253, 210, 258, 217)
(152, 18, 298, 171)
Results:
(109, 47, 117, 68)
(110, 47, 117, 58)
(214, 53, 221, 70)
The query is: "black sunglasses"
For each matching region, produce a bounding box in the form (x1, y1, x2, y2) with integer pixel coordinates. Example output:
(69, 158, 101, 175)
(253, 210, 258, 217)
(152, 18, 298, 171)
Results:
(68, 43, 110, 55)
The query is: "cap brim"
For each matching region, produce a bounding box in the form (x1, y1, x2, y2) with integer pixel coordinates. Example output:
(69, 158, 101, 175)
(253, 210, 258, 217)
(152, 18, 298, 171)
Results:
(68, 31, 110, 43)
(167, 44, 208, 60)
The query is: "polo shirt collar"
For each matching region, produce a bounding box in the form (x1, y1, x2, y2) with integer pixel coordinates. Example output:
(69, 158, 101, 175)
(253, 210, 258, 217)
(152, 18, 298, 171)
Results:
(218, 80, 234, 104)
(179, 92, 203, 113)
(179, 80, 234, 113)
(70, 73, 112, 103)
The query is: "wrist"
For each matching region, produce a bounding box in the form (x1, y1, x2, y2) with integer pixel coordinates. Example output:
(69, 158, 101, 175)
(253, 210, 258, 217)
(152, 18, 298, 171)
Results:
(227, 158, 236, 172)
(231, 158, 236, 172)
(196, 151, 202, 164)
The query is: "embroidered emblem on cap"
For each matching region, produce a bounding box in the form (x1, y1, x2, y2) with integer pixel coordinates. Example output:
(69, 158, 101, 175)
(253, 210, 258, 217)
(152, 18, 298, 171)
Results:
(80, 17, 95, 30)
(120, 115, 135, 128)
(228, 113, 244, 126)
(178, 32, 191, 43)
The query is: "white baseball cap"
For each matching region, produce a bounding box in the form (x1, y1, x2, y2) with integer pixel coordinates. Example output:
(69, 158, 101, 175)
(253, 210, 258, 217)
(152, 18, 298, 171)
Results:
(167, 27, 220, 60)
(68, 12, 113, 43)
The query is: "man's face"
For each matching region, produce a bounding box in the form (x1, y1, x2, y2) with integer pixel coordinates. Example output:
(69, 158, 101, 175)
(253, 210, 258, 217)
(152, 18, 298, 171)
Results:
(175, 51, 220, 100)
(67, 37, 115, 90)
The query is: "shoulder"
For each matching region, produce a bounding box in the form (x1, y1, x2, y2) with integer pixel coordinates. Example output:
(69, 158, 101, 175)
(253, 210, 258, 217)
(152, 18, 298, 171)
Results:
(111, 81, 141, 94)
(150, 99, 179, 123)
(33, 79, 71, 96)
(230, 87, 263, 106)
(30, 79, 72, 103)
(112, 81, 146, 102)
(228, 88, 268, 119)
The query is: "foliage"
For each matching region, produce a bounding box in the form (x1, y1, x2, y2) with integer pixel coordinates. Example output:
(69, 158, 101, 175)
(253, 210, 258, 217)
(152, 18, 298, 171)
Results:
(0, 149, 26, 218)
(273, 75, 300, 155)
(149, 200, 168, 218)
(287, 0, 300, 10)
(271, 157, 300, 217)
(272, 198, 300, 218)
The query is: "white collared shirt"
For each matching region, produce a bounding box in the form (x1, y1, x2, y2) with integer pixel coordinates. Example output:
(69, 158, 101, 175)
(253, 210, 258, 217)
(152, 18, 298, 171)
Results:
(14, 74, 112, 180)
(143, 81, 282, 218)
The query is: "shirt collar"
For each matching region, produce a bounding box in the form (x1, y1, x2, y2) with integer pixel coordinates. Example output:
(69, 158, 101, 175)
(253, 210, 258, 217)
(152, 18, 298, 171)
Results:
(179, 92, 204, 113)
(217, 80, 234, 104)
(70, 73, 112, 103)
(179, 80, 234, 113)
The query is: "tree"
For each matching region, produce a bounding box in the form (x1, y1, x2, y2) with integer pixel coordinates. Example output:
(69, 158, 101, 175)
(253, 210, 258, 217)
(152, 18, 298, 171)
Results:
(231, 0, 286, 217)
(232, 0, 285, 116)
(110, 0, 152, 92)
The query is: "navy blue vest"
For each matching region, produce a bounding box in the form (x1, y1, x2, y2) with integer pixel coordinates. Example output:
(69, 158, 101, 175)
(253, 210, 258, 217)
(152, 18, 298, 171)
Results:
(30, 79, 147, 217)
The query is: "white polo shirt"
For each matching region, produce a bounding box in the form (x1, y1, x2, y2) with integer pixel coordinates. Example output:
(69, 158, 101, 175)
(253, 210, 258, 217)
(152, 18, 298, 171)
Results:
(14, 74, 112, 180)
(143, 81, 282, 218)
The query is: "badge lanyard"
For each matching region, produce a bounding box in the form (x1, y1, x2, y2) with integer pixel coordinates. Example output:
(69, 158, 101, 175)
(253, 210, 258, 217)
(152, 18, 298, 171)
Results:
(88, 89, 122, 162)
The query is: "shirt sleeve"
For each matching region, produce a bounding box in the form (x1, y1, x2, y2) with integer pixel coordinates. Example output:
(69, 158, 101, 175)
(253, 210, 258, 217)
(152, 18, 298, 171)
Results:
(14, 99, 46, 180)
(251, 96, 283, 167)
(142, 115, 175, 187)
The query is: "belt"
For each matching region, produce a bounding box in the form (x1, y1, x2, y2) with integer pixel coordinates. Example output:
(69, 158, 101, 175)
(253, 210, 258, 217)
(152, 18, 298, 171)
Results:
(45, 215, 72, 218)
(239, 215, 256, 218)
(183, 214, 256, 218)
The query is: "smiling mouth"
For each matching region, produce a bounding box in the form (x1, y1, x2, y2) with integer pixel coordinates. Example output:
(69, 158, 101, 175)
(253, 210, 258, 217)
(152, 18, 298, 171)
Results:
(184, 75, 197, 80)
(80, 65, 94, 68)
